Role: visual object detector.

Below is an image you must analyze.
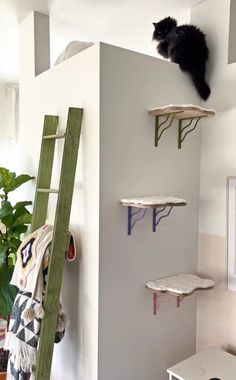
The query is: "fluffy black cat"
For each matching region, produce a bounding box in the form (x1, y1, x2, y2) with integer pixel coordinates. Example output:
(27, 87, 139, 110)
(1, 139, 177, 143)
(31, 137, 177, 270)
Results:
(153, 17, 210, 100)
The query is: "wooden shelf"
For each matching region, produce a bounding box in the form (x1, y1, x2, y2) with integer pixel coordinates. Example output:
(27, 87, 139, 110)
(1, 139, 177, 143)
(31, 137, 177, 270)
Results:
(149, 104, 215, 148)
(145, 273, 214, 315)
(120, 196, 187, 235)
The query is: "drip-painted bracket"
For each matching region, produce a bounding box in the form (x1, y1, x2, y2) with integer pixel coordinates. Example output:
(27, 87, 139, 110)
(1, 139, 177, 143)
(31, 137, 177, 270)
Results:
(127, 206, 148, 235)
(154, 113, 179, 147)
(152, 292, 184, 315)
(152, 205, 174, 232)
(149, 104, 215, 148)
(178, 116, 201, 149)
(146, 273, 215, 316)
(120, 196, 187, 235)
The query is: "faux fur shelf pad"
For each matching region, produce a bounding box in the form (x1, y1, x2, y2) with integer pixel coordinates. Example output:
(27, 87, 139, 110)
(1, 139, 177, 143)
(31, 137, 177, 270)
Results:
(146, 274, 215, 295)
(121, 195, 187, 207)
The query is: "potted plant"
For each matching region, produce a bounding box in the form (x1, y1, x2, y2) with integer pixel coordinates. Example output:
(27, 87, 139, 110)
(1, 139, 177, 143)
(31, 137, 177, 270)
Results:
(0, 168, 33, 379)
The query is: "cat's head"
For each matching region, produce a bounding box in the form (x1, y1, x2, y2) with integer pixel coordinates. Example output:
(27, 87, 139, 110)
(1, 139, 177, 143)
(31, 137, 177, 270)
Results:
(152, 17, 177, 41)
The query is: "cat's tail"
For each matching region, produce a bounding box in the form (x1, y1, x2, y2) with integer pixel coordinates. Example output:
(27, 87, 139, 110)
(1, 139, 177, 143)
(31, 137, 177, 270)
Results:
(190, 69, 211, 101)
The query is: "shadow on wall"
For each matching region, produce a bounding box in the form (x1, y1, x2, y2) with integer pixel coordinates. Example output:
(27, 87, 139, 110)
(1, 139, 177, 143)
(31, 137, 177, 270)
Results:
(225, 344, 236, 356)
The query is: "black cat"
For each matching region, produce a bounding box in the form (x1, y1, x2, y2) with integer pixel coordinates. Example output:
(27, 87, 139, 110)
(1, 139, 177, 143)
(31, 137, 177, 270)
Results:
(153, 17, 210, 100)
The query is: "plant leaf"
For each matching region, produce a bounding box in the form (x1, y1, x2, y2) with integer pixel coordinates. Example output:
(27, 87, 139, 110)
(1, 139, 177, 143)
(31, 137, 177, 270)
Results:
(9, 237, 21, 251)
(14, 213, 32, 226)
(0, 200, 13, 219)
(14, 201, 32, 209)
(0, 168, 16, 189)
(8, 252, 17, 266)
(4, 175, 34, 193)
(0, 245, 8, 266)
(14, 206, 30, 219)
(1, 214, 14, 228)
(13, 224, 28, 234)
(1, 206, 31, 231)
(0, 265, 18, 316)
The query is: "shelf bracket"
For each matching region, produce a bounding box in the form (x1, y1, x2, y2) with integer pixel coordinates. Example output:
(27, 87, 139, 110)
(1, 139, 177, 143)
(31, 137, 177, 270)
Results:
(154, 113, 176, 147)
(127, 206, 148, 235)
(152, 205, 174, 232)
(178, 117, 201, 149)
(152, 293, 172, 315)
(152, 293, 185, 315)
(176, 295, 185, 308)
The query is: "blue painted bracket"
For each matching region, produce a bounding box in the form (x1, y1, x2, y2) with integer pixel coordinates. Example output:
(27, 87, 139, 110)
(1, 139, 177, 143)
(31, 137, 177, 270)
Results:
(127, 206, 148, 235)
(127, 205, 176, 235)
(152, 205, 174, 232)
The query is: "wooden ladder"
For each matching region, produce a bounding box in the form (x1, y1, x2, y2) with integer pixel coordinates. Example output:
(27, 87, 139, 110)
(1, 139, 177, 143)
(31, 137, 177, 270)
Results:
(30, 107, 83, 380)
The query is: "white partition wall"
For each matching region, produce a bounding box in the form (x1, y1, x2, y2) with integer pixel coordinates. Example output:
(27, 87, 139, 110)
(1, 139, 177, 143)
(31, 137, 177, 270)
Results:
(98, 44, 200, 380)
(18, 42, 201, 380)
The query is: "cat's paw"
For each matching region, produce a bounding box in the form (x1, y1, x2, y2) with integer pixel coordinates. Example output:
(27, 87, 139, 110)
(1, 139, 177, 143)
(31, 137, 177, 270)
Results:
(156, 40, 170, 58)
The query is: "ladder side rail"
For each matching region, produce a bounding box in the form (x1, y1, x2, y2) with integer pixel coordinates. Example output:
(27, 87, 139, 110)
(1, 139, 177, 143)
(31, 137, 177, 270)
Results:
(31, 115, 58, 232)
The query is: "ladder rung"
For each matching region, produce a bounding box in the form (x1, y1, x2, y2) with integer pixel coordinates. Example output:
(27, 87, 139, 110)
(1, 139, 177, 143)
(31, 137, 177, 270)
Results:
(37, 188, 59, 194)
(43, 134, 65, 140)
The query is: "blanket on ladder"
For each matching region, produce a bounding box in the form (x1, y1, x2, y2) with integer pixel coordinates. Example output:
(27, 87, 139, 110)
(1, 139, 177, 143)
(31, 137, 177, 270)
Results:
(4, 225, 72, 380)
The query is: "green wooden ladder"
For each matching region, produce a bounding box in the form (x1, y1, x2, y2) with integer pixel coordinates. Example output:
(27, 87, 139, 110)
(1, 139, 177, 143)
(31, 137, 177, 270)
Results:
(30, 107, 83, 380)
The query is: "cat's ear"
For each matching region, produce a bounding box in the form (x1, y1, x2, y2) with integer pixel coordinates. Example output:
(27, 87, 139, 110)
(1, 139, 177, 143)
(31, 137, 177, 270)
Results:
(153, 22, 157, 27)
(167, 16, 177, 25)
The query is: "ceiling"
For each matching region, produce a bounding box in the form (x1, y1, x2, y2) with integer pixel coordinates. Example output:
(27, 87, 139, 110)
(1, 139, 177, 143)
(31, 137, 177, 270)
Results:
(0, 0, 204, 82)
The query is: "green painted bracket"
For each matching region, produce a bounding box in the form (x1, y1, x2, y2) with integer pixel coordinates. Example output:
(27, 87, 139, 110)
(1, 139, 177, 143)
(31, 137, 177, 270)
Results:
(154, 113, 176, 147)
(178, 117, 201, 149)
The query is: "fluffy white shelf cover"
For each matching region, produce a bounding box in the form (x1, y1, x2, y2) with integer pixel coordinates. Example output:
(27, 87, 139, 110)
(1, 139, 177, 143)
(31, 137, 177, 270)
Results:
(120, 195, 187, 207)
(149, 104, 215, 116)
(146, 274, 214, 295)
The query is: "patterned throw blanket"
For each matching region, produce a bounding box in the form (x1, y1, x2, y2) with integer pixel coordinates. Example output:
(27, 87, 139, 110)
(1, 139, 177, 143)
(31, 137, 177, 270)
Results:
(6, 292, 41, 379)
(4, 225, 73, 380)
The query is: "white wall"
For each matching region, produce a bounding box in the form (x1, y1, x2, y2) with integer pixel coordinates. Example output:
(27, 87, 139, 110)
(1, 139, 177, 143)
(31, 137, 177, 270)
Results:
(191, 0, 236, 237)
(191, 0, 236, 352)
(98, 44, 201, 380)
(0, 0, 191, 82)
(49, 1, 190, 65)
(228, 0, 236, 63)
(18, 44, 100, 380)
(0, 84, 19, 170)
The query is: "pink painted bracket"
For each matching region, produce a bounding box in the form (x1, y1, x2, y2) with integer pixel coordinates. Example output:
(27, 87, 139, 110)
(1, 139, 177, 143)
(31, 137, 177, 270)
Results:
(152, 293, 184, 315)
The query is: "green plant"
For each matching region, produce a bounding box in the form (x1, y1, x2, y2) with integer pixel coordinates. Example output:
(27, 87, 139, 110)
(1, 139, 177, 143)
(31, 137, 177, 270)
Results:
(0, 167, 34, 316)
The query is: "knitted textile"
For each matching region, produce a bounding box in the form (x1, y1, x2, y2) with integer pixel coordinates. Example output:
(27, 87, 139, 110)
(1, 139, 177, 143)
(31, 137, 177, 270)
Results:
(5, 225, 71, 379)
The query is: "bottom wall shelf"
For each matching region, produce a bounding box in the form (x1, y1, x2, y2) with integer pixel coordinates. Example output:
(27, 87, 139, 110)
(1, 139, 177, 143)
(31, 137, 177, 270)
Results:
(145, 273, 215, 315)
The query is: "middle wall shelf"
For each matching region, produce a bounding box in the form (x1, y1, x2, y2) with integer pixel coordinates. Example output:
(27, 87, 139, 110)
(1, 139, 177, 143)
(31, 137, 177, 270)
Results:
(120, 196, 187, 235)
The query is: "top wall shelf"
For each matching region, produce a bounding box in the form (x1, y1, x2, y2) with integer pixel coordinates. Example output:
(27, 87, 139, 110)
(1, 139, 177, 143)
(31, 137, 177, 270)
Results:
(149, 104, 215, 148)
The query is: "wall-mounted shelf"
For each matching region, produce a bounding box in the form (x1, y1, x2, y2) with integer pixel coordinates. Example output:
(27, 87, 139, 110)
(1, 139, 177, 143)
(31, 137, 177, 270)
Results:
(120, 196, 187, 235)
(149, 104, 215, 149)
(145, 273, 214, 315)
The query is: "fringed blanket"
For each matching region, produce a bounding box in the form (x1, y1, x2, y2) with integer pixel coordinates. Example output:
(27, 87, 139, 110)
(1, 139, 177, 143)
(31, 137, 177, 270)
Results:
(5, 225, 72, 380)
(5, 292, 40, 378)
